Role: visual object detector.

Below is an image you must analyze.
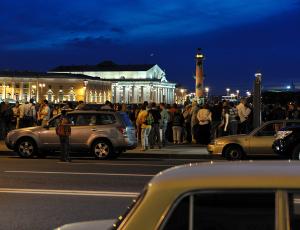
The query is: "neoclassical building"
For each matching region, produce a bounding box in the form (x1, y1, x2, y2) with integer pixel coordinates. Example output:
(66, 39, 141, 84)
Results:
(0, 71, 111, 103)
(51, 61, 176, 104)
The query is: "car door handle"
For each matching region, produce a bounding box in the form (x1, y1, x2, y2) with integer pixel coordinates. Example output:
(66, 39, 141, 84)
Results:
(91, 129, 97, 131)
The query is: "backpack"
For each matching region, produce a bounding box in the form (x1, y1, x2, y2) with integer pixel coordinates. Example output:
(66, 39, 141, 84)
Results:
(56, 117, 71, 136)
(145, 112, 154, 126)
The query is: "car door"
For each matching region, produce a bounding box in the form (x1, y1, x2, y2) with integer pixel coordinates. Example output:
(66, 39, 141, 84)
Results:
(248, 121, 284, 155)
(69, 113, 96, 152)
(38, 115, 61, 150)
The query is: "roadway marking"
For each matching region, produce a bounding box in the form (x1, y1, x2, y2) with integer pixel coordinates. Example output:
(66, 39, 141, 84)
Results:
(5, 170, 155, 177)
(57, 162, 176, 167)
(0, 188, 139, 197)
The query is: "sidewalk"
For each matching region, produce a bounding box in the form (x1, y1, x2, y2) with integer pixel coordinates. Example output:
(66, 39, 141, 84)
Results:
(0, 141, 210, 159)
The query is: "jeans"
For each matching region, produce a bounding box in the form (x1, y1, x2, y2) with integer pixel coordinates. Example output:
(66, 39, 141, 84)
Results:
(59, 136, 70, 161)
(149, 123, 161, 148)
(161, 124, 168, 146)
(141, 127, 151, 150)
(172, 126, 182, 143)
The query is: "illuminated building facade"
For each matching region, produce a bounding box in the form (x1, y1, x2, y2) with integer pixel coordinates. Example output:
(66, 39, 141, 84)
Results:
(51, 61, 176, 104)
(0, 71, 111, 103)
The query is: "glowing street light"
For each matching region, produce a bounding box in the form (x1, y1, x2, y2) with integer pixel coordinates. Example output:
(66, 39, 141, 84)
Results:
(205, 87, 209, 98)
(83, 79, 88, 103)
(246, 91, 251, 97)
(226, 88, 230, 96)
(236, 90, 240, 98)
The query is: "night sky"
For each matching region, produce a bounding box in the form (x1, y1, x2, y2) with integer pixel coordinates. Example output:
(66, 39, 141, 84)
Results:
(0, 0, 300, 95)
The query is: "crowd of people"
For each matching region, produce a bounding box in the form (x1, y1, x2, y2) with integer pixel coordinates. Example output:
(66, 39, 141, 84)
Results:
(1, 98, 300, 151)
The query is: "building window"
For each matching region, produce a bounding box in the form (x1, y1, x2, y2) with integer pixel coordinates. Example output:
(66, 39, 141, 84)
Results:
(47, 89, 54, 102)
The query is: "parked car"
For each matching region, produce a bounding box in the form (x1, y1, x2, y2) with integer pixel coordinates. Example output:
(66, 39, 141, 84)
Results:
(5, 110, 137, 159)
(207, 120, 300, 160)
(273, 125, 300, 160)
(57, 161, 300, 230)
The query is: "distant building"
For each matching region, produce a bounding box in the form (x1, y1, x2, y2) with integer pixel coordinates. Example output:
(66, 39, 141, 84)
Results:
(0, 71, 111, 103)
(50, 61, 176, 104)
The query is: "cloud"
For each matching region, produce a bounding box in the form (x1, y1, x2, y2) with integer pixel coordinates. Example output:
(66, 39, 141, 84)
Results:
(0, 0, 298, 50)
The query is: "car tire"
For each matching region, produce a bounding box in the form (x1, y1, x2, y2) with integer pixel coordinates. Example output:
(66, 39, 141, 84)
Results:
(224, 145, 243, 160)
(16, 138, 37, 158)
(92, 139, 113, 160)
(292, 144, 300, 160)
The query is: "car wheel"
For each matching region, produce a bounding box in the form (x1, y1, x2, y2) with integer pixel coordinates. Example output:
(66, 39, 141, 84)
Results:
(292, 144, 300, 160)
(16, 138, 37, 158)
(92, 140, 112, 160)
(224, 145, 243, 160)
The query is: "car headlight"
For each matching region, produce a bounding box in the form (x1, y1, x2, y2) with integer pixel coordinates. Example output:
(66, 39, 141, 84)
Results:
(275, 130, 293, 140)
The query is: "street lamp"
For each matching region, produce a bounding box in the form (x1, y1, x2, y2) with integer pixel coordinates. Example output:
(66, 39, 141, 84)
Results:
(236, 90, 240, 98)
(246, 91, 251, 97)
(180, 89, 184, 104)
(226, 88, 230, 96)
(205, 87, 209, 98)
(83, 80, 88, 103)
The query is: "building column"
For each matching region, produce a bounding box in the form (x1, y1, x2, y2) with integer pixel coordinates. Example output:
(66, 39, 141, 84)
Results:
(2, 82, 6, 100)
(140, 86, 144, 103)
(20, 82, 24, 102)
(131, 85, 135, 103)
(113, 86, 117, 103)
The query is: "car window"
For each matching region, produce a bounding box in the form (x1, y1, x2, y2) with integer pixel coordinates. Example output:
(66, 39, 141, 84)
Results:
(96, 114, 116, 125)
(48, 115, 61, 128)
(74, 114, 92, 126)
(256, 122, 284, 136)
(162, 191, 275, 230)
(288, 192, 300, 229)
(285, 122, 300, 128)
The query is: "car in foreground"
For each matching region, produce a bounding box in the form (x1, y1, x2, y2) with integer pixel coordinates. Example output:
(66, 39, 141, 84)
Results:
(207, 120, 300, 160)
(57, 161, 300, 230)
(5, 110, 137, 159)
(273, 125, 300, 160)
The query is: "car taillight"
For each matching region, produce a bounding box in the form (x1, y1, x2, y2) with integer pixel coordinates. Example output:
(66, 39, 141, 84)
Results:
(118, 127, 128, 137)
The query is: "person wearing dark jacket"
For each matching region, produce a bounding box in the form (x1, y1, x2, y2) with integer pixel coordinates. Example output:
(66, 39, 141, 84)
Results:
(148, 102, 162, 149)
(172, 108, 184, 144)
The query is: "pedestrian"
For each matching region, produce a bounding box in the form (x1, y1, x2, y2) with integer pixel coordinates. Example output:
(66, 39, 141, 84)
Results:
(23, 99, 36, 127)
(236, 99, 248, 134)
(148, 102, 162, 149)
(219, 105, 230, 136)
(190, 101, 199, 143)
(160, 103, 170, 146)
(38, 99, 50, 126)
(182, 104, 192, 143)
(228, 102, 238, 135)
(11, 101, 20, 129)
(136, 105, 152, 151)
(172, 107, 184, 144)
(51, 104, 61, 118)
(196, 104, 212, 145)
(101, 100, 113, 110)
(210, 101, 223, 139)
(56, 110, 72, 162)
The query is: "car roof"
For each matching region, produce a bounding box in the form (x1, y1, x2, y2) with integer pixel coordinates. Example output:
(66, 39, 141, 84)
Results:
(149, 161, 300, 191)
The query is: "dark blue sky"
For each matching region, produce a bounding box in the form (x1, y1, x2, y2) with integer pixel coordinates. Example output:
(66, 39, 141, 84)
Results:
(0, 0, 300, 95)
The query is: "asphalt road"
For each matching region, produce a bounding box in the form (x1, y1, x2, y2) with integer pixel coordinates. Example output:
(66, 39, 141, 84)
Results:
(0, 150, 210, 230)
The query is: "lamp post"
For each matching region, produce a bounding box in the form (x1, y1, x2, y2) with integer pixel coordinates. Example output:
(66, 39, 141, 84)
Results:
(226, 88, 230, 96)
(205, 87, 209, 99)
(83, 80, 88, 103)
(253, 71, 262, 129)
(180, 89, 184, 104)
(236, 90, 240, 99)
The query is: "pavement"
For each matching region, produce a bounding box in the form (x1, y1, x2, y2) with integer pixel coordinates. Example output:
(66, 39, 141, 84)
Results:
(0, 152, 209, 230)
(0, 140, 210, 159)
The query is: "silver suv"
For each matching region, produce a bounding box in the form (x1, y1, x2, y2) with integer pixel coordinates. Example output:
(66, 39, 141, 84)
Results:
(5, 110, 137, 159)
